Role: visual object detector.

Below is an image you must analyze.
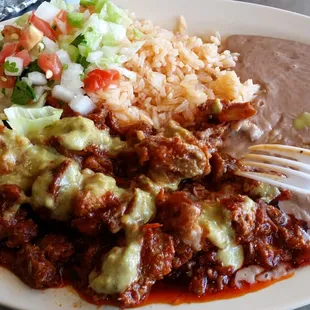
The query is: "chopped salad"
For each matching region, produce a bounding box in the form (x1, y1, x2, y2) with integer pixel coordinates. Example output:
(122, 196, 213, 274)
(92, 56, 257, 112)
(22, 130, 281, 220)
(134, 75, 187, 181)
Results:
(0, 0, 144, 132)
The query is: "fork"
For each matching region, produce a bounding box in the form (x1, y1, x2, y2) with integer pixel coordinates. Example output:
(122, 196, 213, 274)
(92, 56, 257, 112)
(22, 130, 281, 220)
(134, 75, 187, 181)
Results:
(235, 144, 310, 195)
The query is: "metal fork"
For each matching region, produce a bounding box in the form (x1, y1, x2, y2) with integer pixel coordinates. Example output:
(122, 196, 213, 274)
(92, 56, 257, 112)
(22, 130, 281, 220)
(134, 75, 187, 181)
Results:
(235, 144, 310, 195)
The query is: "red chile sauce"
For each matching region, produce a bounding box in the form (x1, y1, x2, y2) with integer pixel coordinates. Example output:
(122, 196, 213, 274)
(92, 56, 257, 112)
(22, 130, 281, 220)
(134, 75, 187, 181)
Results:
(71, 274, 293, 308)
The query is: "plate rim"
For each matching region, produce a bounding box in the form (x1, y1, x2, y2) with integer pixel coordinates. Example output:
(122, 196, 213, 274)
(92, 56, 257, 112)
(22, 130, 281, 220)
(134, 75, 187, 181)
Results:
(1, 1, 310, 310)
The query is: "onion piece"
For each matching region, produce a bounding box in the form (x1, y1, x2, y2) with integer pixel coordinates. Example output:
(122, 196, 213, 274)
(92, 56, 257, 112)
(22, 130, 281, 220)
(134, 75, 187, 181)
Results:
(34, 86, 45, 99)
(69, 95, 96, 115)
(28, 72, 47, 86)
(52, 85, 75, 103)
(42, 36, 59, 53)
(61, 63, 84, 91)
(34, 2, 60, 24)
(21, 77, 33, 86)
(56, 49, 71, 65)
(54, 18, 67, 34)
(4, 56, 24, 76)
(86, 51, 103, 63)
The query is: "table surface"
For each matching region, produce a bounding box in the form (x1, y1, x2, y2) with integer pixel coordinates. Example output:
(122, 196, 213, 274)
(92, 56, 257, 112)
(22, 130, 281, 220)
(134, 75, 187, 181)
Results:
(1, 0, 310, 310)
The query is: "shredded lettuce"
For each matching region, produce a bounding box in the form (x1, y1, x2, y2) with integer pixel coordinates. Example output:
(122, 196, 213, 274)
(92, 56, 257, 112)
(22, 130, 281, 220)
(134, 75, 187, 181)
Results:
(15, 13, 30, 27)
(97, 55, 122, 68)
(50, 0, 74, 12)
(66, 45, 80, 62)
(83, 14, 126, 42)
(80, 0, 96, 6)
(4, 106, 63, 136)
(118, 41, 145, 62)
(84, 30, 102, 50)
(50, 1, 143, 76)
(78, 43, 92, 57)
(67, 12, 85, 28)
(99, 1, 132, 27)
(94, 0, 107, 13)
(85, 41, 144, 69)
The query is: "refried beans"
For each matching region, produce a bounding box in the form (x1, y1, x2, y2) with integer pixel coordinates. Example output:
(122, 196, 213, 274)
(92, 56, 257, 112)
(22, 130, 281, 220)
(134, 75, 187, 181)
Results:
(222, 35, 310, 158)
(223, 35, 310, 222)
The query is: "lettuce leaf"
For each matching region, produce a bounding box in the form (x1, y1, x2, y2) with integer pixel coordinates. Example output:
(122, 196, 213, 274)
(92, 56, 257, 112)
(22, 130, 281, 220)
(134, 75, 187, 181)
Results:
(83, 14, 127, 43)
(86, 42, 144, 69)
(50, 0, 74, 12)
(99, 1, 132, 27)
(4, 106, 63, 136)
(15, 13, 30, 27)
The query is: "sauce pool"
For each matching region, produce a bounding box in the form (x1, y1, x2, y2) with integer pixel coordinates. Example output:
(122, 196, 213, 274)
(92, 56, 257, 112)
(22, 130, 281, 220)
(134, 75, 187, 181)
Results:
(73, 273, 293, 308)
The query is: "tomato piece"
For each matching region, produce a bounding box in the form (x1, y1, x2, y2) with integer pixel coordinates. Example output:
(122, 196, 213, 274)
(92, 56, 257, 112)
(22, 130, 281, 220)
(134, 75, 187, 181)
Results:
(89, 69, 120, 81)
(38, 53, 62, 80)
(84, 73, 104, 92)
(84, 69, 120, 92)
(15, 50, 32, 67)
(0, 65, 16, 88)
(53, 10, 73, 37)
(29, 13, 56, 41)
(20, 24, 44, 51)
(0, 43, 18, 64)
(1, 25, 22, 43)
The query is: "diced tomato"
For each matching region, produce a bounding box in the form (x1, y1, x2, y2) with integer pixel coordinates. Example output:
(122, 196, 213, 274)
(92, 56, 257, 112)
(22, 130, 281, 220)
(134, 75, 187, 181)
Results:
(88, 69, 120, 80)
(53, 10, 73, 37)
(0, 43, 18, 64)
(15, 50, 32, 67)
(56, 9, 67, 20)
(20, 24, 43, 51)
(38, 53, 62, 80)
(1, 25, 22, 43)
(29, 13, 56, 41)
(0, 65, 16, 88)
(84, 73, 104, 92)
(84, 69, 120, 93)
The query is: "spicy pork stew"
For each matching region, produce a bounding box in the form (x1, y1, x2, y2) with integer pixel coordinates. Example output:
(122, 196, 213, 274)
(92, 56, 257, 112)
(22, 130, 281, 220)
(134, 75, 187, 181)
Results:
(0, 0, 310, 307)
(0, 98, 310, 307)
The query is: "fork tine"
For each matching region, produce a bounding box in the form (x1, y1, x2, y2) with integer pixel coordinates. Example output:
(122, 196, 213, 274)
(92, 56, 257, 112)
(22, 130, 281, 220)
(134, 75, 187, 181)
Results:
(249, 144, 310, 165)
(240, 160, 310, 181)
(235, 171, 310, 195)
(243, 154, 310, 174)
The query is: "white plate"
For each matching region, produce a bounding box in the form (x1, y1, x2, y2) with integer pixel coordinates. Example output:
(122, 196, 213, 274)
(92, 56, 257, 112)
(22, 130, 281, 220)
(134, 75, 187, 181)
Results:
(1, 0, 310, 309)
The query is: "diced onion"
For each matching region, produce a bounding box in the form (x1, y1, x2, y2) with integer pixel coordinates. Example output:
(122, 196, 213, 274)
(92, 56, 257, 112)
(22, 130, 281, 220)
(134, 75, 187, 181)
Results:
(56, 49, 71, 65)
(21, 77, 33, 86)
(34, 2, 60, 24)
(34, 86, 45, 99)
(4, 106, 62, 136)
(28, 72, 47, 86)
(42, 36, 59, 53)
(54, 18, 67, 34)
(69, 95, 96, 115)
(52, 85, 75, 103)
(86, 51, 103, 63)
(61, 63, 84, 91)
(4, 56, 23, 76)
